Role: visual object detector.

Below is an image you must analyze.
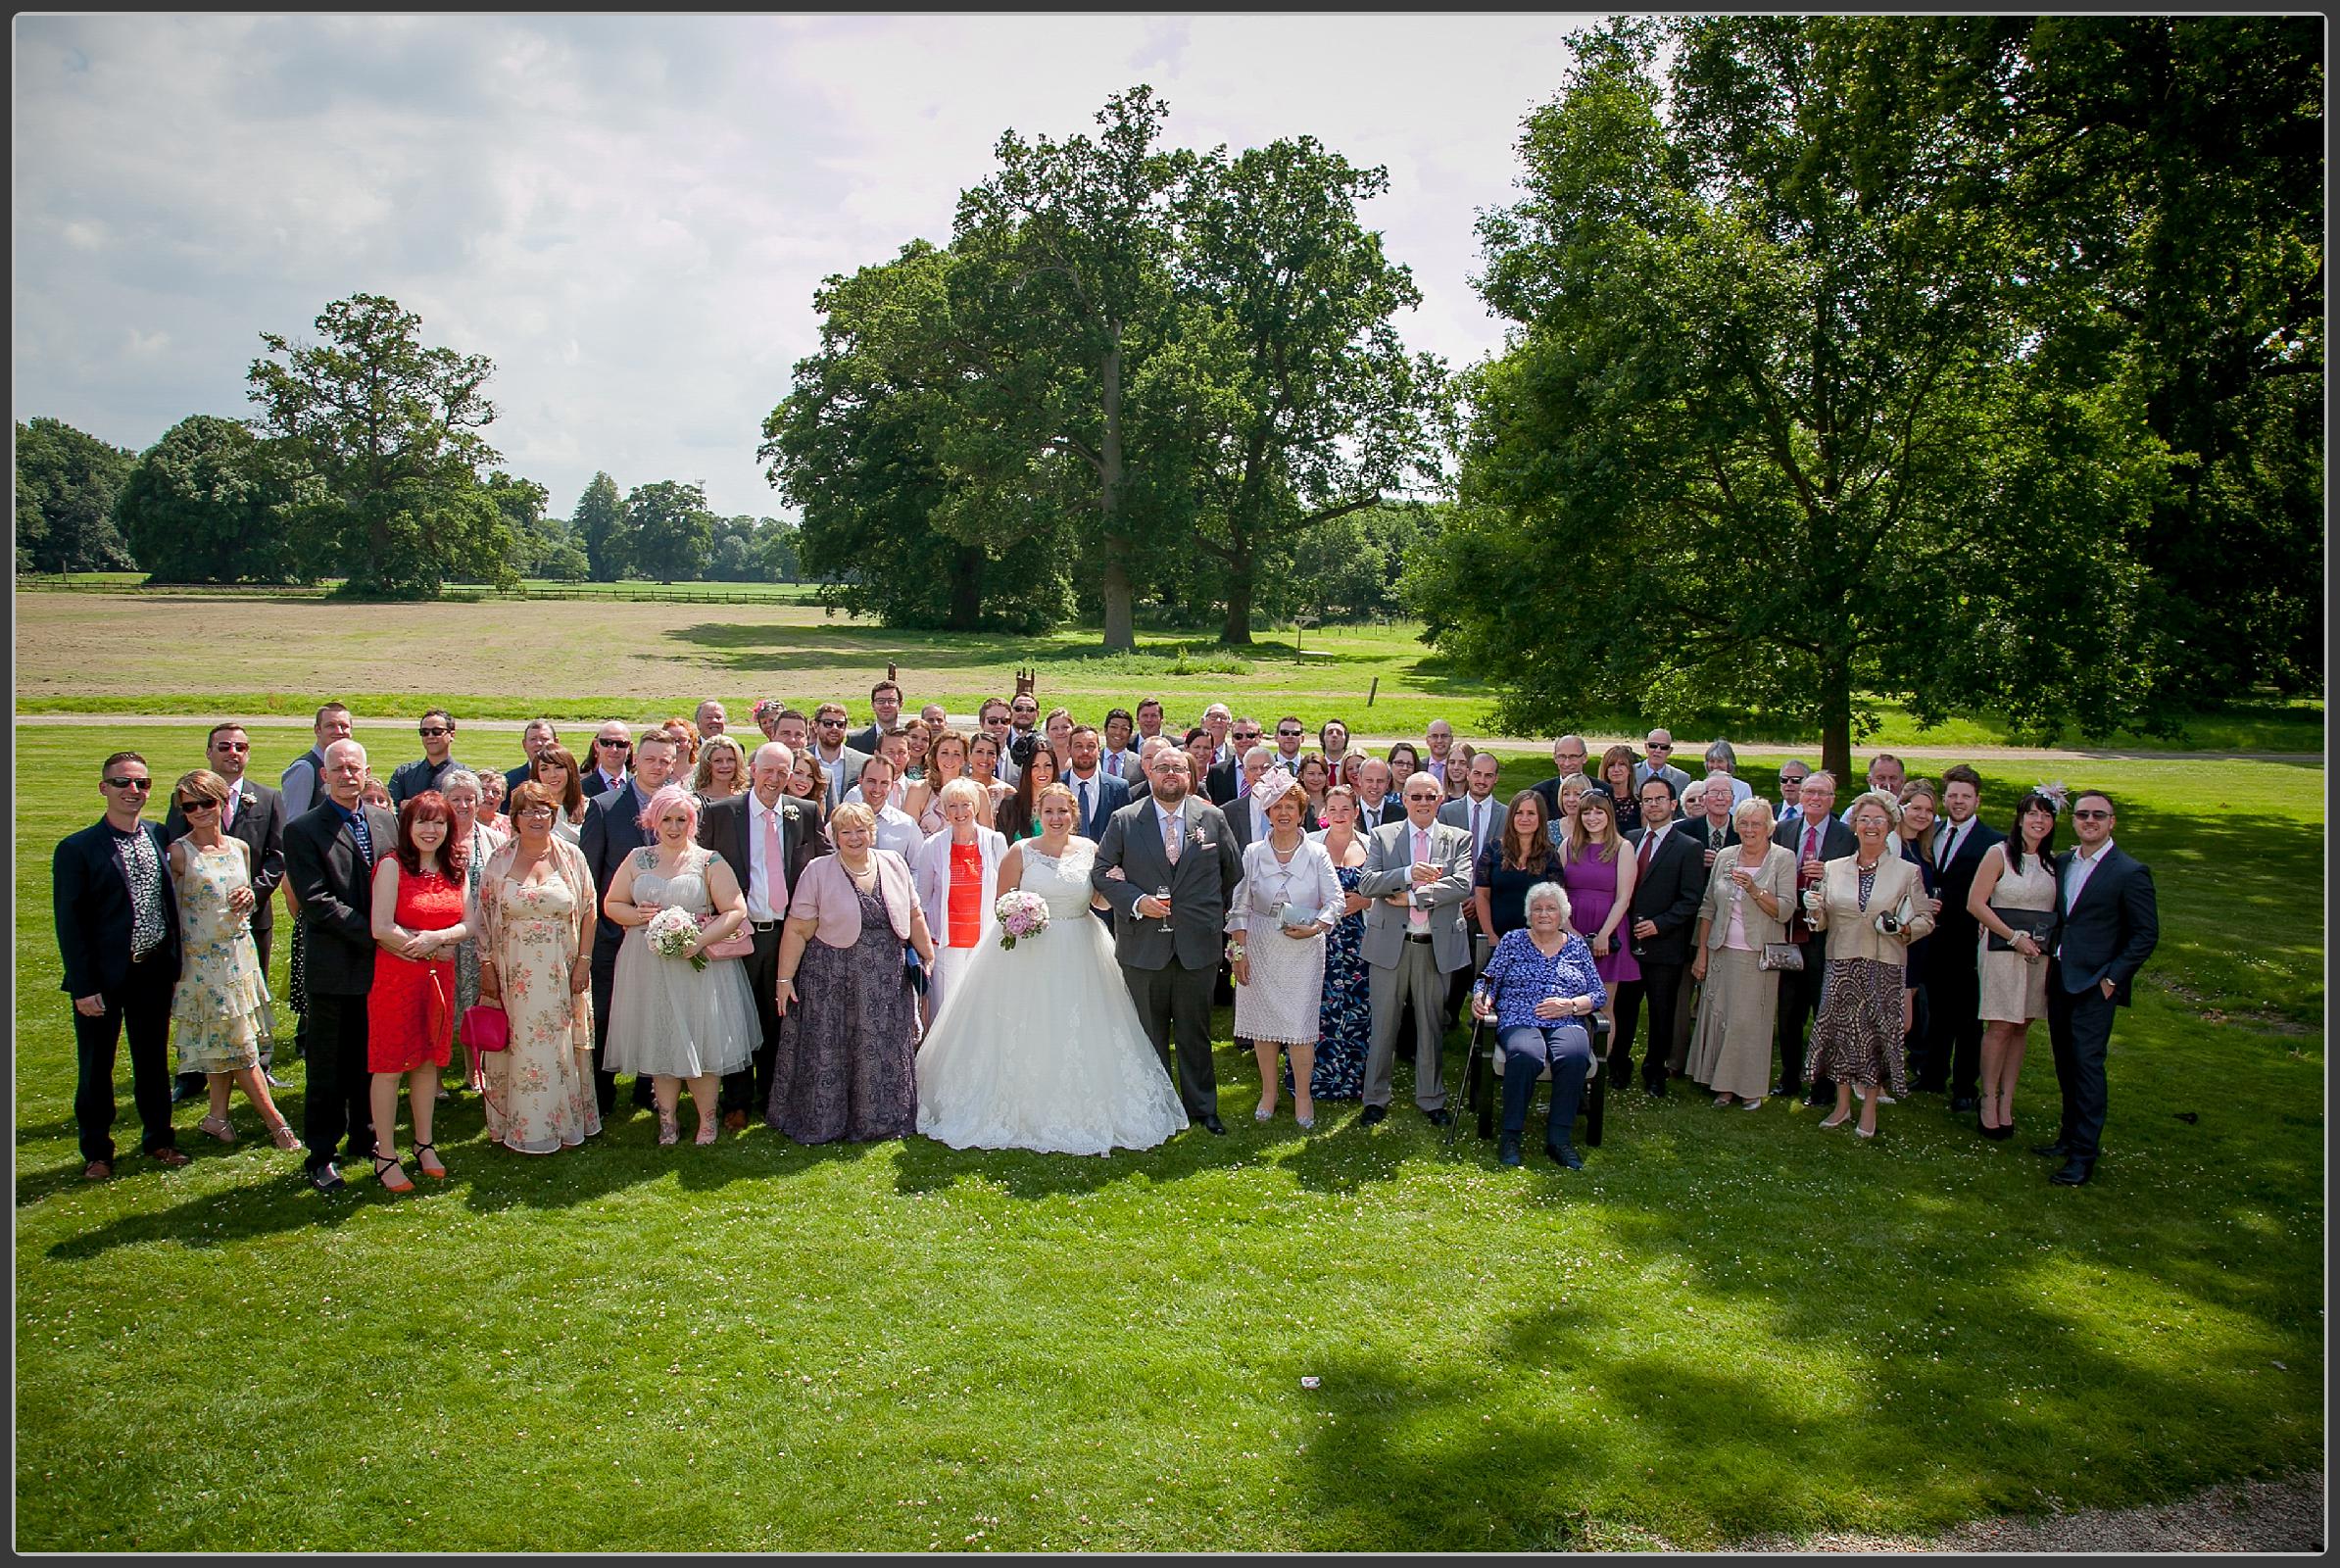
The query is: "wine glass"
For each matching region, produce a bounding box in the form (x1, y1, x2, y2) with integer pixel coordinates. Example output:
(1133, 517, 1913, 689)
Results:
(1155, 883, 1173, 935)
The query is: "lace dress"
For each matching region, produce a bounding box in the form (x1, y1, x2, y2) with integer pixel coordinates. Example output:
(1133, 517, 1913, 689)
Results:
(1292, 860, 1371, 1101)
(915, 839, 1189, 1153)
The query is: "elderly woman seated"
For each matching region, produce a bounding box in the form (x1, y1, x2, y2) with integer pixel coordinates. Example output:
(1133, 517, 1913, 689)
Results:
(1469, 881, 1607, 1169)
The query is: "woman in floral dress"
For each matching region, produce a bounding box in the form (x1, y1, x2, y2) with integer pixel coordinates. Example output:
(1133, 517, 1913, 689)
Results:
(1297, 785, 1374, 1101)
(474, 781, 602, 1154)
(167, 768, 299, 1151)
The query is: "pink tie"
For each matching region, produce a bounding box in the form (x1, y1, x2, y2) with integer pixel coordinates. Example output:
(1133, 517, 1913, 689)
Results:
(1410, 827, 1431, 930)
(1163, 808, 1181, 864)
(762, 806, 785, 913)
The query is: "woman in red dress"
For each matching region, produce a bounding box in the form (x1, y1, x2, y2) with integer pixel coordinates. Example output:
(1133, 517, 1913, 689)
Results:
(367, 791, 471, 1193)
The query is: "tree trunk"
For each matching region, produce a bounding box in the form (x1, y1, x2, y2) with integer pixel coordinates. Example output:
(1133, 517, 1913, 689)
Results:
(949, 545, 984, 629)
(1220, 561, 1253, 645)
(1820, 653, 1853, 786)
(1097, 333, 1135, 651)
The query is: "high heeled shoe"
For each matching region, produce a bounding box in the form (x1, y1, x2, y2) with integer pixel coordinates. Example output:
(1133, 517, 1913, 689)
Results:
(413, 1142, 448, 1180)
(197, 1113, 236, 1144)
(372, 1151, 414, 1194)
(1253, 1102, 1276, 1123)
(267, 1120, 303, 1152)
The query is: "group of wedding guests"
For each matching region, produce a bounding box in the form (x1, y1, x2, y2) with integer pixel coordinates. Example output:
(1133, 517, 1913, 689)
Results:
(53, 694, 2159, 1194)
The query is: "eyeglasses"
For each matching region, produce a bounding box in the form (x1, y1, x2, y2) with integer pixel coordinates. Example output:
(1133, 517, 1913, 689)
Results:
(178, 798, 218, 812)
(418, 725, 451, 737)
(104, 777, 152, 791)
(213, 740, 250, 753)
(2072, 808, 2113, 820)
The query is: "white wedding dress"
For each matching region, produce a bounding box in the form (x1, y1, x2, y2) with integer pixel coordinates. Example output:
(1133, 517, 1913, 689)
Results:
(915, 838, 1190, 1154)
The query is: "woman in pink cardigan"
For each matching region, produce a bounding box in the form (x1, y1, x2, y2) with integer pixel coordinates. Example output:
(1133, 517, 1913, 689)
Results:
(767, 802, 936, 1143)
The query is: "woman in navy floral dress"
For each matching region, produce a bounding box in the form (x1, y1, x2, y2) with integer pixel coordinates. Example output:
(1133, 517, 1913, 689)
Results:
(1292, 786, 1373, 1101)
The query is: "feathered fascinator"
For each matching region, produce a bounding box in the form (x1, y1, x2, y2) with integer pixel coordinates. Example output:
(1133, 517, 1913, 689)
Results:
(2032, 780, 2070, 815)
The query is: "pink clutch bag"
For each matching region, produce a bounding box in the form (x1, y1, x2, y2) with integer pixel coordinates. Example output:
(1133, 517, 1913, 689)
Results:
(697, 912, 755, 961)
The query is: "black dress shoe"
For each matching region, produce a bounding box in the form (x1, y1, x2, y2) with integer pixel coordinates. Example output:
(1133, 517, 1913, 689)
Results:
(2030, 1140, 2071, 1158)
(1949, 1095, 1979, 1113)
(1425, 1107, 1454, 1128)
(1360, 1104, 1388, 1127)
(1198, 1114, 1227, 1136)
(171, 1079, 203, 1104)
(2049, 1157, 2094, 1187)
(1496, 1132, 1523, 1167)
(1644, 1077, 1668, 1098)
(1547, 1141, 1584, 1170)
(1773, 1082, 1802, 1100)
(306, 1162, 346, 1193)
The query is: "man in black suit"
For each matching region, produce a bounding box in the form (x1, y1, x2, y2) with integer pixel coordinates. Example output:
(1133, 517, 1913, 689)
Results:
(388, 708, 463, 806)
(1687, 771, 1741, 869)
(167, 722, 288, 1098)
(1123, 737, 1172, 805)
(700, 742, 823, 1130)
(846, 678, 904, 755)
(1204, 718, 1263, 807)
(1775, 769, 1858, 1102)
(1063, 724, 1132, 843)
(502, 718, 561, 817)
(283, 738, 398, 1192)
(1530, 733, 1591, 818)
(1222, 746, 1276, 851)
(1352, 758, 1405, 827)
(2038, 790, 2159, 1187)
(582, 718, 634, 799)
(54, 751, 187, 1180)
(1612, 775, 1707, 1094)
(580, 727, 679, 1116)
(1917, 763, 2004, 1105)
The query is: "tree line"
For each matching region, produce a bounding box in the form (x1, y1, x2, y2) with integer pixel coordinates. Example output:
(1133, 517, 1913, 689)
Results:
(15, 294, 803, 595)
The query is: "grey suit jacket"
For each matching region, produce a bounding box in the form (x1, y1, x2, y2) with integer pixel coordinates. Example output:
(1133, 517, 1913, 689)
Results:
(1355, 817, 1474, 973)
(1091, 795, 1243, 972)
(1437, 794, 1502, 869)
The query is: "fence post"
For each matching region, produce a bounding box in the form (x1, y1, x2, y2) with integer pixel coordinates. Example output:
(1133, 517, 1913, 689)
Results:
(1367, 677, 1379, 708)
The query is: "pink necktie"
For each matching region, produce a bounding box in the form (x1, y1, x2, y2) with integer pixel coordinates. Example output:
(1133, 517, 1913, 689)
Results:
(1410, 827, 1431, 930)
(1163, 808, 1181, 864)
(762, 805, 784, 913)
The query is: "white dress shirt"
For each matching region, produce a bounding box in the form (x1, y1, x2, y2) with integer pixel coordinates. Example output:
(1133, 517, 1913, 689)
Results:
(746, 793, 790, 922)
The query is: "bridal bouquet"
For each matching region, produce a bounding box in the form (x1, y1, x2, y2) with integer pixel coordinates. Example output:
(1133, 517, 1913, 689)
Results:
(995, 890, 1050, 951)
(645, 906, 708, 970)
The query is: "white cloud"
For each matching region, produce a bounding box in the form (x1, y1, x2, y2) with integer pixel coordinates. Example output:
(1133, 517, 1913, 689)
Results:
(12, 14, 1591, 517)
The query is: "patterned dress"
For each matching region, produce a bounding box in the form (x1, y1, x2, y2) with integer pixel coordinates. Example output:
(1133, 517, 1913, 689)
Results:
(170, 842, 273, 1073)
(1805, 860, 1910, 1095)
(1292, 860, 1370, 1100)
(478, 840, 602, 1153)
(768, 884, 921, 1143)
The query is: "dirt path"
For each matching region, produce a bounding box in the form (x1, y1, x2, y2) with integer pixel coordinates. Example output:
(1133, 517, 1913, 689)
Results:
(7, 712, 2323, 764)
(1733, 1469, 2323, 1553)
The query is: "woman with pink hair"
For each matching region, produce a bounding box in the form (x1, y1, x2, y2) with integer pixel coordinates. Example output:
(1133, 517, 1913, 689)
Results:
(600, 784, 758, 1144)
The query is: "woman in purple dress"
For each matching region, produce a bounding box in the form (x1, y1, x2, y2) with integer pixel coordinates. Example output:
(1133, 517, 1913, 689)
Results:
(1558, 788, 1639, 1031)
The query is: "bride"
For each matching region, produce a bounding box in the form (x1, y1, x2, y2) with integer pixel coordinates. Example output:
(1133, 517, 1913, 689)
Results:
(916, 781, 1190, 1153)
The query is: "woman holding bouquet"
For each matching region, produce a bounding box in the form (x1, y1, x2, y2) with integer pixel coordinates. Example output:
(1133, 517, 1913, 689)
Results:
(602, 784, 758, 1146)
(914, 783, 1188, 1153)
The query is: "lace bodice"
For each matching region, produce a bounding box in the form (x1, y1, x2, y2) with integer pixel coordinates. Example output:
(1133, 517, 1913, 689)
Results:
(632, 845, 714, 917)
(1018, 839, 1100, 922)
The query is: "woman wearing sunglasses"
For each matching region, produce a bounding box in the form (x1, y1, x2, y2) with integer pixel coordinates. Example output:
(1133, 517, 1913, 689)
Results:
(168, 768, 300, 1151)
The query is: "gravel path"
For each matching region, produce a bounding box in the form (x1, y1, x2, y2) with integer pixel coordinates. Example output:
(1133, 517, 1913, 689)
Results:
(1730, 1471, 2324, 1553)
(8, 713, 2321, 764)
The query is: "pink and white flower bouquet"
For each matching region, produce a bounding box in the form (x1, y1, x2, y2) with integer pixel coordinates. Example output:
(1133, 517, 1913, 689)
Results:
(646, 906, 708, 970)
(994, 890, 1050, 951)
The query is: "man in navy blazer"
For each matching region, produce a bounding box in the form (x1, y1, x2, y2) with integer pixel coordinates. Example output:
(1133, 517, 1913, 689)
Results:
(1775, 771, 1859, 1102)
(579, 728, 678, 1116)
(54, 751, 186, 1179)
(282, 738, 399, 1191)
(166, 722, 288, 1097)
(1613, 775, 1708, 1094)
(1916, 764, 2005, 1106)
(1061, 724, 1132, 921)
(2038, 789, 2159, 1187)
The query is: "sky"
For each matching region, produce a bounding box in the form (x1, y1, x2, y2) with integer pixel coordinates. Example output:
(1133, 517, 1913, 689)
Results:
(13, 14, 1595, 521)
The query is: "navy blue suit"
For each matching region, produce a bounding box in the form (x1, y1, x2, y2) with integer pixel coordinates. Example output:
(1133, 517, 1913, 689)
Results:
(2046, 844, 2159, 1164)
(580, 778, 655, 1112)
(55, 818, 183, 1165)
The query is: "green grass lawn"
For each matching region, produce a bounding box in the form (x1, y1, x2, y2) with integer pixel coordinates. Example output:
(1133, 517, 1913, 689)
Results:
(13, 725, 2323, 1549)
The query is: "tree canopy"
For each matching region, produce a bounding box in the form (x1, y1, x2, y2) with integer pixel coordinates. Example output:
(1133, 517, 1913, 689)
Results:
(1411, 16, 2320, 772)
(16, 416, 137, 575)
(115, 415, 309, 583)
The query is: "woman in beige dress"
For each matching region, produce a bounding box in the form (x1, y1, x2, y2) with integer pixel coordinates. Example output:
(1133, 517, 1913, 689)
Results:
(1803, 791, 1937, 1137)
(1685, 798, 1797, 1107)
(474, 781, 602, 1154)
(1967, 791, 2061, 1142)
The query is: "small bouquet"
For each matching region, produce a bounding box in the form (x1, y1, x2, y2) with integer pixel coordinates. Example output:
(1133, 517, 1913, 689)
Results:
(646, 906, 708, 970)
(995, 890, 1051, 951)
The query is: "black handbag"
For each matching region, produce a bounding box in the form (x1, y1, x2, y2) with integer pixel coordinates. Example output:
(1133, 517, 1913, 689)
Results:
(1986, 906, 2058, 952)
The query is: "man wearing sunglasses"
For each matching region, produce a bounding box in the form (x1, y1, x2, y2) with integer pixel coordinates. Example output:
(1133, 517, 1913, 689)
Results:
(1633, 729, 1692, 797)
(388, 708, 463, 807)
(55, 752, 187, 1180)
(166, 723, 288, 1100)
(807, 703, 870, 809)
(2038, 791, 2160, 1189)
(586, 720, 633, 797)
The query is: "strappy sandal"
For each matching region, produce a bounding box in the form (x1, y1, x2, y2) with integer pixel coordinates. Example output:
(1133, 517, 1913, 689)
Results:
(197, 1113, 237, 1144)
(413, 1141, 448, 1180)
(372, 1152, 414, 1194)
(267, 1120, 303, 1152)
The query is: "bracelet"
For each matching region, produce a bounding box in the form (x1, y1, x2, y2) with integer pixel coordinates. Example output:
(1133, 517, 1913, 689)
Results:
(776, 975, 797, 988)
(1226, 942, 1247, 962)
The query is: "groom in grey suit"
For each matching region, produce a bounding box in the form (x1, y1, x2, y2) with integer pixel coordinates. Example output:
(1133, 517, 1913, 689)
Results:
(1091, 749, 1243, 1135)
(1357, 771, 1477, 1126)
